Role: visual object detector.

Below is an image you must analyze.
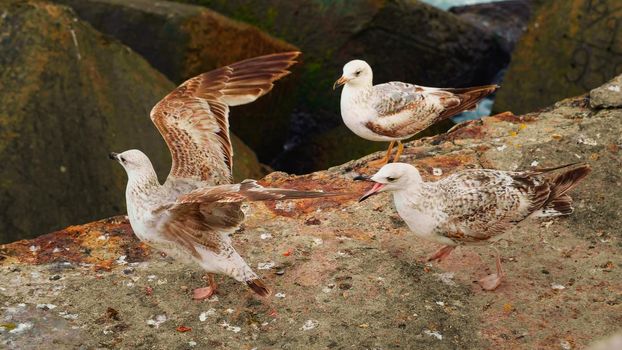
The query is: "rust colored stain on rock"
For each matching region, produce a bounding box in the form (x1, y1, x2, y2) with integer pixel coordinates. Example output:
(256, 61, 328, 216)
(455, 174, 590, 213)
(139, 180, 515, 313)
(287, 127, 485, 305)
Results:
(487, 111, 537, 124)
(0, 216, 149, 267)
(258, 173, 361, 217)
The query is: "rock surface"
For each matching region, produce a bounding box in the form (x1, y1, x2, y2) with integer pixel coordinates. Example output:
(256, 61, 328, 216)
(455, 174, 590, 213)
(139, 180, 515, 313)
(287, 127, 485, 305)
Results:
(53, 0, 300, 163)
(0, 0, 262, 243)
(590, 74, 622, 109)
(494, 0, 622, 114)
(177, 0, 509, 173)
(2, 77, 621, 349)
(449, 0, 533, 54)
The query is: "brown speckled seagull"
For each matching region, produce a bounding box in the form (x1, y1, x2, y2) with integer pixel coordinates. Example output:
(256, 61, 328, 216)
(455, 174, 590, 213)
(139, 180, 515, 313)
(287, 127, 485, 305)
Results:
(109, 52, 339, 299)
(357, 162, 591, 290)
(334, 60, 498, 166)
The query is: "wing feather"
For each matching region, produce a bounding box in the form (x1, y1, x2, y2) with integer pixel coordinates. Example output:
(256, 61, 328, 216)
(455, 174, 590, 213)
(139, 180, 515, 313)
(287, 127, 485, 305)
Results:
(150, 52, 301, 186)
(366, 83, 498, 138)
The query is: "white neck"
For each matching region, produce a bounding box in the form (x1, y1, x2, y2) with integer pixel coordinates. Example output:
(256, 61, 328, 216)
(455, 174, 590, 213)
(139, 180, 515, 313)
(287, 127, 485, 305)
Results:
(125, 168, 161, 213)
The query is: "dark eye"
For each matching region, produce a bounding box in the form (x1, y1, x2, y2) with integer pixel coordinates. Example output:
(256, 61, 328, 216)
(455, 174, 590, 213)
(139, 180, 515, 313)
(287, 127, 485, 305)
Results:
(355, 70, 362, 76)
(120, 157, 126, 163)
(387, 176, 396, 182)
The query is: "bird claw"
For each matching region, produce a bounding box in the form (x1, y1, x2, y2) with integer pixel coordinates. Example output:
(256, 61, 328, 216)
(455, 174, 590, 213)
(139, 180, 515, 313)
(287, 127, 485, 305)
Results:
(426, 245, 455, 262)
(478, 273, 502, 291)
(192, 286, 217, 300)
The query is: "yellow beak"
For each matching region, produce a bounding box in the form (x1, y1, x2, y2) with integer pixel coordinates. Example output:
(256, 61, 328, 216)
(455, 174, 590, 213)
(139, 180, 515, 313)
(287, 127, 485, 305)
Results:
(333, 76, 349, 90)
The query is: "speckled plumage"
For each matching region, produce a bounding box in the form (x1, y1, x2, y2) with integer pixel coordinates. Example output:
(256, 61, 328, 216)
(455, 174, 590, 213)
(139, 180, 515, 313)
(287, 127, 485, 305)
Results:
(368, 163, 591, 246)
(110, 52, 345, 298)
(360, 162, 591, 290)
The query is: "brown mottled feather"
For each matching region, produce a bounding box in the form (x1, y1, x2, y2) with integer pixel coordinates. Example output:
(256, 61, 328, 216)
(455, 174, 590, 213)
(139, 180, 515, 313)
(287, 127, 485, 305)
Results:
(366, 84, 498, 138)
(150, 52, 300, 185)
(429, 163, 590, 244)
(157, 180, 343, 257)
(434, 85, 499, 121)
(246, 278, 271, 297)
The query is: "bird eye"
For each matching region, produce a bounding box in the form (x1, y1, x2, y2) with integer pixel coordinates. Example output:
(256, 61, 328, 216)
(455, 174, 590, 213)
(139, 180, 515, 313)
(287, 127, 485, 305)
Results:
(120, 157, 126, 163)
(355, 70, 362, 76)
(387, 176, 396, 182)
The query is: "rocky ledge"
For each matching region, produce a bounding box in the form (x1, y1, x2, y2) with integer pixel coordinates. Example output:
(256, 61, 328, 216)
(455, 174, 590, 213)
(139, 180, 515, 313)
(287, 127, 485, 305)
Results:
(1, 78, 621, 349)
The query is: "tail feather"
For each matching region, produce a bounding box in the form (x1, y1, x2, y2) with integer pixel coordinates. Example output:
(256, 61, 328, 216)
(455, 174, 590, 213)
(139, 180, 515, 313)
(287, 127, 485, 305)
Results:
(547, 163, 592, 200)
(246, 278, 271, 297)
(533, 163, 591, 217)
(438, 84, 499, 120)
(534, 194, 573, 217)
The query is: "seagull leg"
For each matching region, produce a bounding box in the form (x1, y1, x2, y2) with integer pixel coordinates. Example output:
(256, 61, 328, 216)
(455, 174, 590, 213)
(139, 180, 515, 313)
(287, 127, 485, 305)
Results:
(392, 141, 404, 163)
(193, 273, 218, 300)
(369, 141, 395, 167)
(478, 249, 504, 291)
(426, 245, 455, 262)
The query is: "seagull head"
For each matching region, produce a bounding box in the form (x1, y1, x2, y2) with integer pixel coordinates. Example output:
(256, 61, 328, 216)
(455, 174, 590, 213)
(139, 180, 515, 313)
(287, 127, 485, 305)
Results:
(358, 163, 422, 202)
(109, 149, 157, 181)
(333, 59, 373, 90)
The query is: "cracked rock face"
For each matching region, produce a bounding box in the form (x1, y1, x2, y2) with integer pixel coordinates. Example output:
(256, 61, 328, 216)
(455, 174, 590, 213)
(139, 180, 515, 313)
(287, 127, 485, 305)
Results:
(2, 78, 622, 348)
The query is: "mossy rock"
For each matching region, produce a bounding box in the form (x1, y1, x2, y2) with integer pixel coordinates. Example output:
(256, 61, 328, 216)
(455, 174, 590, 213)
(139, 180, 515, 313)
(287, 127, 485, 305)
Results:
(0, 0, 262, 243)
(176, 0, 508, 172)
(53, 0, 300, 163)
(494, 0, 622, 114)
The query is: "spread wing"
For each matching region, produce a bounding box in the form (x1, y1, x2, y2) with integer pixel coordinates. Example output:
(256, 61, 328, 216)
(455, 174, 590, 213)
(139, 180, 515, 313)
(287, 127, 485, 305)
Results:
(438, 169, 550, 243)
(150, 52, 301, 186)
(366, 83, 498, 138)
(155, 180, 343, 258)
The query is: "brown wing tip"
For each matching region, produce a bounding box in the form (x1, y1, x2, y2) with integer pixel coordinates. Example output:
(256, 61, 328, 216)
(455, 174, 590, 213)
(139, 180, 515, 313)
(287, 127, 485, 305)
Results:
(246, 279, 271, 297)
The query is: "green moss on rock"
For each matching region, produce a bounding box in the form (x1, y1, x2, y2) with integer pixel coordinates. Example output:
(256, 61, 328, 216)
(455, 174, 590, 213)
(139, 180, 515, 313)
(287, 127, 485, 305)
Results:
(494, 0, 622, 114)
(53, 0, 300, 163)
(0, 0, 262, 243)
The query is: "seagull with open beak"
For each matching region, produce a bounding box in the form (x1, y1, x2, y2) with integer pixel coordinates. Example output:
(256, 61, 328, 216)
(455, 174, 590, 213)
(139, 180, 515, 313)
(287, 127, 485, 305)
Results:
(355, 162, 591, 290)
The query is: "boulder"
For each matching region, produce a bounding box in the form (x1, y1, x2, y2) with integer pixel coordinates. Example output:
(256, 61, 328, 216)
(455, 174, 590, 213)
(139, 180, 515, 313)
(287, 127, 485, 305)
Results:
(449, 0, 533, 54)
(176, 0, 509, 173)
(494, 0, 622, 114)
(590, 74, 622, 109)
(2, 75, 621, 349)
(0, 0, 262, 243)
(53, 0, 300, 163)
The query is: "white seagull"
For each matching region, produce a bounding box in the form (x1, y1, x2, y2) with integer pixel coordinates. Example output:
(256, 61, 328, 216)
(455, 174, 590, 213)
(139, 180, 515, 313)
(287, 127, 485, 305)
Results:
(110, 52, 340, 299)
(357, 162, 591, 290)
(334, 60, 498, 166)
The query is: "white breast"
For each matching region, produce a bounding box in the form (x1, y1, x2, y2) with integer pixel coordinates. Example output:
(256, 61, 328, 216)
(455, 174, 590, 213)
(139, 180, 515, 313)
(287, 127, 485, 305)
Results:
(393, 192, 455, 245)
(340, 86, 396, 142)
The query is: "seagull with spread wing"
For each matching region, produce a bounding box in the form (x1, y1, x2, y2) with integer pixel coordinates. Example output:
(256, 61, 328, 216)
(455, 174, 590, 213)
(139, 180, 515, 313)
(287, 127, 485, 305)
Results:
(109, 52, 338, 299)
(334, 60, 498, 166)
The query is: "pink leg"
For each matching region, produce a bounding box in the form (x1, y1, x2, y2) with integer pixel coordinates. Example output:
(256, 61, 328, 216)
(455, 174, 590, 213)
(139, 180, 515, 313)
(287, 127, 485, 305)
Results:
(478, 252, 504, 291)
(426, 245, 455, 262)
(193, 274, 218, 300)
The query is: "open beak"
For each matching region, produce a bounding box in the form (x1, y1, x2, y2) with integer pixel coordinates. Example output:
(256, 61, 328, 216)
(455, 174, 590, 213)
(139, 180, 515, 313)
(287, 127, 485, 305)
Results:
(358, 182, 385, 202)
(108, 152, 119, 161)
(333, 76, 348, 90)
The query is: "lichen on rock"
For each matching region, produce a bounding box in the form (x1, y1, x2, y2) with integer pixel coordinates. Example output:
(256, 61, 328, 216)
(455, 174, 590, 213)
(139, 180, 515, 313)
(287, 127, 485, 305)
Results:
(2, 76, 621, 349)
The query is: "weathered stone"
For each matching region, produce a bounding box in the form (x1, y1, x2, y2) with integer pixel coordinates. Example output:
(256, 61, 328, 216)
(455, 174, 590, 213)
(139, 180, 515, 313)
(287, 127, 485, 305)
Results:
(2, 75, 621, 349)
(53, 0, 300, 163)
(590, 74, 622, 108)
(0, 0, 262, 243)
(449, 0, 533, 54)
(176, 0, 509, 172)
(494, 0, 622, 114)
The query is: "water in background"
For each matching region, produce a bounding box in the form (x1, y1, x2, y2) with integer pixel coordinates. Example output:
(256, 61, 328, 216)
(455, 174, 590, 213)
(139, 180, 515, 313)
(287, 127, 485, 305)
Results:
(421, 0, 508, 121)
(420, 0, 506, 10)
